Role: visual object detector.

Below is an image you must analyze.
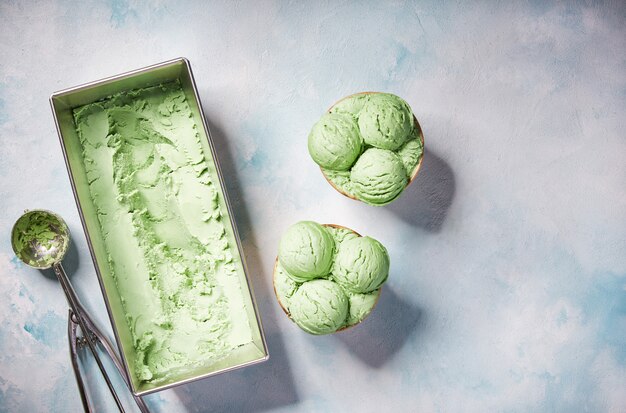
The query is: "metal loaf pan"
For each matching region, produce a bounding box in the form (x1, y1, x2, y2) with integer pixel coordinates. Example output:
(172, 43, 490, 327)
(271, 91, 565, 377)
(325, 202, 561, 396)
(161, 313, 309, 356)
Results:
(50, 58, 268, 396)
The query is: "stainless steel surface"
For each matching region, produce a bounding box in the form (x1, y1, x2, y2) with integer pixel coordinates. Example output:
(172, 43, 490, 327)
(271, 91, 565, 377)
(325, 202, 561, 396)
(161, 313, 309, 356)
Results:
(50, 57, 268, 396)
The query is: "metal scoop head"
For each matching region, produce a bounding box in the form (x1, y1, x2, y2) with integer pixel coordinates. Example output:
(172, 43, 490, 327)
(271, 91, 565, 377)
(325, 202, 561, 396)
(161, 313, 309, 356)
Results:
(11, 209, 70, 269)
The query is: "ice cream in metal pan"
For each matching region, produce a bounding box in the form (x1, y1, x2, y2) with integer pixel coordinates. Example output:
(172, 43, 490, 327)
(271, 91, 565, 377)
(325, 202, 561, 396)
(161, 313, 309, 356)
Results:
(50, 58, 267, 396)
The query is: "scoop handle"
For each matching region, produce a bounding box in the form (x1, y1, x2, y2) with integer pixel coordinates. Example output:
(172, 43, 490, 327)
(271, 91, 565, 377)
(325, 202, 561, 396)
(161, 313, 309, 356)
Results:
(68, 309, 92, 412)
(78, 310, 150, 412)
(53, 263, 125, 412)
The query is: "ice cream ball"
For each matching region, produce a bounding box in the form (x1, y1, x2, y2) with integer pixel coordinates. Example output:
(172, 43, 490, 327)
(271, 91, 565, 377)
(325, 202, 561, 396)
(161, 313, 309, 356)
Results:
(350, 148, 408, 206)
(333, 236, 390, 294)
(308, 112, 363, 171)
(357, 93, 414, 151)
(278, 221, 335, 282)
(288, 279, 349, 335)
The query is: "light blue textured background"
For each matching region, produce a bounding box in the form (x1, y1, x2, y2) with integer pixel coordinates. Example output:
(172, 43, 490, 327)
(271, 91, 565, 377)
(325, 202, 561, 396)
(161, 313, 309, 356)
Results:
(1, 1, 625, 412)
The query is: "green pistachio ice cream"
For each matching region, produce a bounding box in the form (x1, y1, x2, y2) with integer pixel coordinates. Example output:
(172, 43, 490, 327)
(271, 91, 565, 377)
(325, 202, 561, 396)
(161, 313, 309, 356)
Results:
(273, 260, 300, 310)
(73, 81, 254, 384)
(289, 279, 349, 335)
(308, 112, 363, 171)
(351, 148, 408, 205)
(274, 224, 386, 334)
(310, 92, 424, 206)
(330, 93, 369, 117)
(278, 221, 335, 282)
(397, 138, 424, 175)
(346, 290, 380, 326)
(333, 236, 390, 293)
(358, 93, 414, 151)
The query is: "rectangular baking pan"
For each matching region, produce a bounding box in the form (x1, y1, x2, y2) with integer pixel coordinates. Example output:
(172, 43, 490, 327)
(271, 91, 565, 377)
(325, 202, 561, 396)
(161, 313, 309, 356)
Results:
(50, 57, 268, 396)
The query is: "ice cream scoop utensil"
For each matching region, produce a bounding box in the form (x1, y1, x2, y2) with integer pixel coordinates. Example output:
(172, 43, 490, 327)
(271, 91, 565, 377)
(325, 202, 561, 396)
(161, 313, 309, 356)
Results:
(10, 210, 146, 412)
(67, 309, 150, 412)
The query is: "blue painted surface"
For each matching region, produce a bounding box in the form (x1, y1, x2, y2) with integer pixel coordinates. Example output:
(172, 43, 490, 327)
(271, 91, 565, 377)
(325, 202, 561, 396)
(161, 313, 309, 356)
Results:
(1, 1, 625, 412)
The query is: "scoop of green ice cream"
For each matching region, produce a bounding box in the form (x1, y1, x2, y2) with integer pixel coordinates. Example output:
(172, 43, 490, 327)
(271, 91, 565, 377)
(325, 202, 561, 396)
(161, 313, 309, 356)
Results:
(397, 133, 424, 176)
(308, 112, 363, 171)
(333, 236, 389, 293)
(289, 279, 349, 335)
(278, 221, 335, 282)
(357, 93, 413, 151)
(330, 94, 369, 117)
(346, 289, 380, 325)
(273, 261, 299, 312)
(350, 148, 408, 205)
